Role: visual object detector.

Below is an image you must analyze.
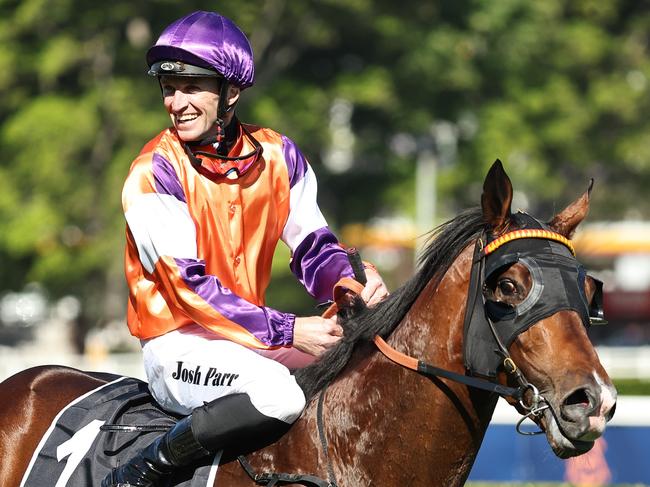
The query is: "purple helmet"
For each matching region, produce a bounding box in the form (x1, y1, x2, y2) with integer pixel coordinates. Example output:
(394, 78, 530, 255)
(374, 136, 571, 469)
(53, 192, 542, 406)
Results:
(146, 11, 255, 89)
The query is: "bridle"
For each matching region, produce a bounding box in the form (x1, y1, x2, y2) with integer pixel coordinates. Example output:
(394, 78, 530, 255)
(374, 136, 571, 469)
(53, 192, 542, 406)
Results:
(329, 220, 606, 435)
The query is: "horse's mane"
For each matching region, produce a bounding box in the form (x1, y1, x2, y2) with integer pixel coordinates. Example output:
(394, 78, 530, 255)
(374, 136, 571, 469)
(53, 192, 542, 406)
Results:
(294, 207, 486, 401)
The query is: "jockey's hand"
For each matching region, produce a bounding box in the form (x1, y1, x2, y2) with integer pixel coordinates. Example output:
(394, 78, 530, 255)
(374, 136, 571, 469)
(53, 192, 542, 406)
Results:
(293, 316, 343, 357)
(361, 266, 389, 307)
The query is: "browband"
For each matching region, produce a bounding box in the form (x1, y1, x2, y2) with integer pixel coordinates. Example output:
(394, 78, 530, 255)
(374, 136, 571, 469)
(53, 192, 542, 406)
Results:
(483, 229, 575, 257)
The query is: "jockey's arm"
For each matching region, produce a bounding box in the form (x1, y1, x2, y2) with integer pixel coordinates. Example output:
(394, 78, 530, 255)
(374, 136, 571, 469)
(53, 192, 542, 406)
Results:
(280, 140, 389, 307)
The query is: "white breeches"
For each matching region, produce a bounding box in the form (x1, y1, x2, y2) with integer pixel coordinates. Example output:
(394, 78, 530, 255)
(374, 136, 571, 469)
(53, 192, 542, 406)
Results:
(142, 325, 307, 423)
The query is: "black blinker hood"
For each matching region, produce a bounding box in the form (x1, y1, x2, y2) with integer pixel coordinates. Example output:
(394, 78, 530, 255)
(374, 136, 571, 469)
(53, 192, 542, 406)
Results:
(463, 213, 591, 378)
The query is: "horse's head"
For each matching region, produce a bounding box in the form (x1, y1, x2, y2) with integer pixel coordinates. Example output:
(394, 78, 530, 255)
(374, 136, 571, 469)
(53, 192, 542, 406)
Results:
(478, 160, 617, 459)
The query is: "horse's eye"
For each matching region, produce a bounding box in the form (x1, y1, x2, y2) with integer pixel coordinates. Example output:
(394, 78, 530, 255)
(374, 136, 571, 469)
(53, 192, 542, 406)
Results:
(497, 279, 517, 296)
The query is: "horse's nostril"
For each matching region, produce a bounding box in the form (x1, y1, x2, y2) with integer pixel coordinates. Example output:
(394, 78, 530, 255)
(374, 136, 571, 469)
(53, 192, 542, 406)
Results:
(563, 388, 591, 408)
(560, 388, 594, 424)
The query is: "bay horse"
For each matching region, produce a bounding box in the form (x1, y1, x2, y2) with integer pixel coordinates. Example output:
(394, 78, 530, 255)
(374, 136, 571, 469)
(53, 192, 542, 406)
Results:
(0, 160, 616, 486)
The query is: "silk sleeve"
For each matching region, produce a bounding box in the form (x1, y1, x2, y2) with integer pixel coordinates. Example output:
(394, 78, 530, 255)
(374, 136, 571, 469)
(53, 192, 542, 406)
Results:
(280, 136, 354, 303)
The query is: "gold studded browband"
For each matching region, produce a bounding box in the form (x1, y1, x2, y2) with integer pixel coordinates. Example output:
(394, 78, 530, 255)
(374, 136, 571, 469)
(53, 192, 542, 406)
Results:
(482, 229, 575, 257)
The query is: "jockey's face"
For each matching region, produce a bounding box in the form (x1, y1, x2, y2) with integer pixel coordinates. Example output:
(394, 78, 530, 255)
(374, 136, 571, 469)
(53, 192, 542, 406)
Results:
(160, 75, 224, 142)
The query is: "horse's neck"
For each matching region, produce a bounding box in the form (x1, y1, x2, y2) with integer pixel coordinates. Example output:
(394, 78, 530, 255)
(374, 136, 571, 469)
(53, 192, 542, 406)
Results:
(328, 244, 498, 485)
(389, 246, 472, 362)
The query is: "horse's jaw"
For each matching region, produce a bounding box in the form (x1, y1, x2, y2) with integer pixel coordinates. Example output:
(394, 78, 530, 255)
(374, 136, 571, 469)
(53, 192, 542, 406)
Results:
(538, 407, 596, 459)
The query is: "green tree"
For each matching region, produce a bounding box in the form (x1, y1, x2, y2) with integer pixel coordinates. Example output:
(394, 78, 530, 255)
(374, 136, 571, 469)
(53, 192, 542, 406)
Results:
(0, 0, 648, 348)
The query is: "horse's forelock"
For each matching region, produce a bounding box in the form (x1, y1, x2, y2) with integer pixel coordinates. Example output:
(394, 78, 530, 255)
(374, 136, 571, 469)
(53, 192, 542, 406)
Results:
(294, 207, 486, 401)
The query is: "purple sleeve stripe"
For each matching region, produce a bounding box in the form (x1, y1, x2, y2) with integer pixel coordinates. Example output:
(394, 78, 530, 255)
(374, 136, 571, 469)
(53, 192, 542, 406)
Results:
(289, 227, 354, 303)
(174, 258, 293, 347)
(152, 153, 187, 203)
(281, 135, 308, 189)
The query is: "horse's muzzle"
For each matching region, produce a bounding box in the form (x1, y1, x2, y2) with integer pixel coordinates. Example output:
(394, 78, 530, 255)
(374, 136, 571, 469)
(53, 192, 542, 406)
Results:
(542, 380, 617, 457)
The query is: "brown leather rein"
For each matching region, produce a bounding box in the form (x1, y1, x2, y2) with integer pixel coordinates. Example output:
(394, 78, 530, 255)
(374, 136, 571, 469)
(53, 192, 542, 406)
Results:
(322, 275, 525, 401)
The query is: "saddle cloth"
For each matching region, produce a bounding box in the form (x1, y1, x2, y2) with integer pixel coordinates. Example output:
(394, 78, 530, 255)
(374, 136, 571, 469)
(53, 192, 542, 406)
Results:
(19, 376, 222, 487)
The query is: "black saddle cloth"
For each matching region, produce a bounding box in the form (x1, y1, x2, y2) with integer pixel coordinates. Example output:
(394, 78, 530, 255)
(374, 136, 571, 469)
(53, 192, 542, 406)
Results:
(20, 376, 220, 487)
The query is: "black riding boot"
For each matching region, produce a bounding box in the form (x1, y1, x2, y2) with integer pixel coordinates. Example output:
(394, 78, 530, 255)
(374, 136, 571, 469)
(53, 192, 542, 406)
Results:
(101, 393, 293, 487)
(191, 392, 293, 461)
(101, 415, 210, 487)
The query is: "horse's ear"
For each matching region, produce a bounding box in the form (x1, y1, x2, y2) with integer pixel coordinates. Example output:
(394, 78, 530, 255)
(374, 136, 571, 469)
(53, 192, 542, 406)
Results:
(481, 159, 513, 233)
(548, 179, 593, 238)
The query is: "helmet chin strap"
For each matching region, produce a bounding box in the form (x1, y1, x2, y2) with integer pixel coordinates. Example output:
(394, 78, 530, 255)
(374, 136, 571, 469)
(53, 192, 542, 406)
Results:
(214, 80, 236, 150)
(186, 80, 238, 153)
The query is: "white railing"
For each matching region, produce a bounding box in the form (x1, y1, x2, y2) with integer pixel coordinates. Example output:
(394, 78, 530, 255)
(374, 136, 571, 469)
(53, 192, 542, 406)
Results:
(0, 350, 146, 382)
(0, 346, 649, 383)
(595, 346, 650, 380)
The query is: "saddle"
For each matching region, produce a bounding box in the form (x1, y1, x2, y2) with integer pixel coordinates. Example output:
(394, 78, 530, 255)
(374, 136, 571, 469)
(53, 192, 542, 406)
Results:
(19, 376, 334, 487)
(20, 376, 222, 487)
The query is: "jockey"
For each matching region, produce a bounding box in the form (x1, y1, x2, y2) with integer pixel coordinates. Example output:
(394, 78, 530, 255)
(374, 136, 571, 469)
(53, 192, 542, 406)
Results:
(102, 10, 388, 487)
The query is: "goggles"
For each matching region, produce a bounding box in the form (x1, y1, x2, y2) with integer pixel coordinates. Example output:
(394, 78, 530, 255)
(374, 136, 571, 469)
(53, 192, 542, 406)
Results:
(185, 124, 263, 179)
(483, 252, 607, 349)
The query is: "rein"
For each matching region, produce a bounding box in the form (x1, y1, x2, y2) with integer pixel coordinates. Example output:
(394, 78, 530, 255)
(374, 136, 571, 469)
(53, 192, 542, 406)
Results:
(372, 334, 548, 434)
(372, 335, 525, 400)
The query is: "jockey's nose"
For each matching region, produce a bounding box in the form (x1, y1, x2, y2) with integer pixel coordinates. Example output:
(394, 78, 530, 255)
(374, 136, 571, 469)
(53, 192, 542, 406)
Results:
(169, 89, 189, 112)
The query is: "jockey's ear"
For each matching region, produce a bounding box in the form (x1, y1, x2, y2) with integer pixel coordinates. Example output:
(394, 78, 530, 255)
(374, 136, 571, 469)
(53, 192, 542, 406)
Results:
(548, 179, 593, 238)
(481, 159, 513, 235)
(226, 85, 240, 107)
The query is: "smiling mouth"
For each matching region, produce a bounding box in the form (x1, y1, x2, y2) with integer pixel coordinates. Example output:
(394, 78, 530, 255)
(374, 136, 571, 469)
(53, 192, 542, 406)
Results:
(176, 114, 199, 124)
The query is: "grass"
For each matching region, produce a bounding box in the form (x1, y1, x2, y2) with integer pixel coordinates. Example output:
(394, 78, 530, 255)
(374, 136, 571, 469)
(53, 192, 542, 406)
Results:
(613, 378, 650, 395)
